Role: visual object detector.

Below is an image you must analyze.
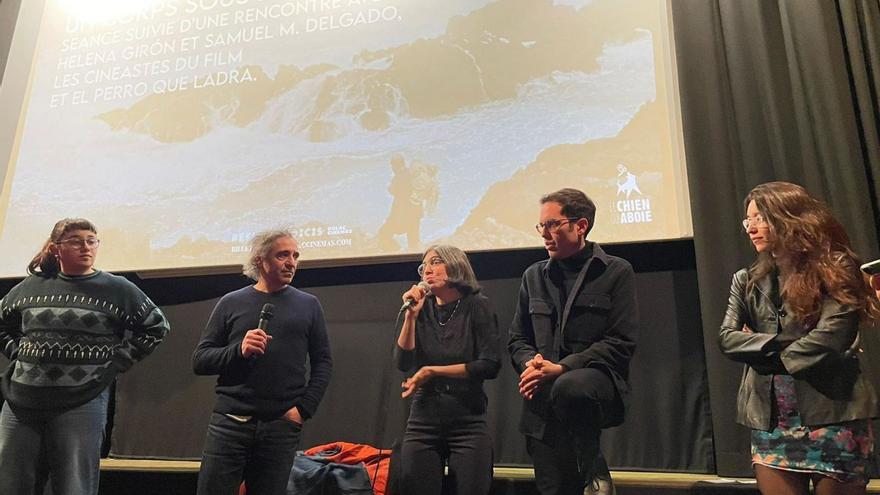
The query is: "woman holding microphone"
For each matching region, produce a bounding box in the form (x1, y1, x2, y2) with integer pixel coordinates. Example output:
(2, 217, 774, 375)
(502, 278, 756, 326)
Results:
(395, 245, 500, 495)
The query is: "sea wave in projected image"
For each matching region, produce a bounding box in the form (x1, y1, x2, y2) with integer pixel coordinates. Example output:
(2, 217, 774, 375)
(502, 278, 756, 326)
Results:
(0, 0, 688, 276)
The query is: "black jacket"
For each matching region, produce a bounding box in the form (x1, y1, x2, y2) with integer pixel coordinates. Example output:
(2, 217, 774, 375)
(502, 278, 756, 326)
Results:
(719, 269, 878, 430)
(508, 243, 638, 438)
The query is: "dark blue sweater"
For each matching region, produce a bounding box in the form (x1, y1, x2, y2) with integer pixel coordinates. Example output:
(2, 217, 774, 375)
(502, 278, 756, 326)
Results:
(192, 285, 333, 420)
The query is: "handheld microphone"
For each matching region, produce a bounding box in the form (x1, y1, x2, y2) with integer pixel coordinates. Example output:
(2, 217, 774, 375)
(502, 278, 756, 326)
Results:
(399, 281, 431, 313)
(258, 303, 275, 334)
(248, 303, 275, 363)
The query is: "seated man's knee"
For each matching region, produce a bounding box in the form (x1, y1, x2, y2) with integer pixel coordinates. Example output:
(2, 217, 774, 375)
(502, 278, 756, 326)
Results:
(550, 368, 607, 410)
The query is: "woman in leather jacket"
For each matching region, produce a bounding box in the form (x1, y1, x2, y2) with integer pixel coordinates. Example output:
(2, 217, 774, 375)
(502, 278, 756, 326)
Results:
(719, 182, 880, 495)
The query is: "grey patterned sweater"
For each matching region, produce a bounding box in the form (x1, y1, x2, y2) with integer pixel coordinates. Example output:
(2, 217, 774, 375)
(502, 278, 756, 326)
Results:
(0, 270, 170, 410)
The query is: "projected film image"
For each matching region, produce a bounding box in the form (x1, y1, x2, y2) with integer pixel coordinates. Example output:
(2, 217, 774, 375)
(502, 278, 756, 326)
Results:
(0, 0, 689, 276)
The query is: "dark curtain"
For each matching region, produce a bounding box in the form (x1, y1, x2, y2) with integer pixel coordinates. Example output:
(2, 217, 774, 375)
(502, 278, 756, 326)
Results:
(110, 252, 714, 472)
(672, 0, 880, 476)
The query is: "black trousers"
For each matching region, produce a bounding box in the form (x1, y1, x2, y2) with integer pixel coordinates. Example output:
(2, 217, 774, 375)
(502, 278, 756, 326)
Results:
(399, 389, 493, 495)
(527, 367, 621, 495)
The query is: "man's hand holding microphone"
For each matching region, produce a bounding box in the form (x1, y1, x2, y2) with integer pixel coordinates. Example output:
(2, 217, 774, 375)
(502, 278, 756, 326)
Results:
(241, 303, 274, 359)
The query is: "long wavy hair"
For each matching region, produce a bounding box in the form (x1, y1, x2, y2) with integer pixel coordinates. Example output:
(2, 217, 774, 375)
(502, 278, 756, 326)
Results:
(28, 218, 98, 277)
(745, 182, 880, 323)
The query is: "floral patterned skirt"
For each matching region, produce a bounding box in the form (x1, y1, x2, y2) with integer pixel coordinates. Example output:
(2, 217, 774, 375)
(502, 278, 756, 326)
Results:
(751, 374, 874, 483)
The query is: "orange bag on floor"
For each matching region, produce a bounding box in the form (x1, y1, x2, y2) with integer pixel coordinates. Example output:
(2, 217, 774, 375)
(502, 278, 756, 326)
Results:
(303, 441, 392, 495)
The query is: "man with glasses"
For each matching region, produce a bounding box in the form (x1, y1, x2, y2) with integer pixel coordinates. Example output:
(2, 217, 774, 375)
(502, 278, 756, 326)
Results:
(509, 188, 638, 495)
(193, 229, 333, 495)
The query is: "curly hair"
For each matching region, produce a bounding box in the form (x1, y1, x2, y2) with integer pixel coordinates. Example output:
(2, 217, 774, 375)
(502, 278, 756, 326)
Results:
(744, 182, 880, 323)
(243, 229, 296, 281)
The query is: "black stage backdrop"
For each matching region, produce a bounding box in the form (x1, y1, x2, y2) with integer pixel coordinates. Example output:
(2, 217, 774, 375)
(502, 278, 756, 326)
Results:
(104, 242, 714, 472)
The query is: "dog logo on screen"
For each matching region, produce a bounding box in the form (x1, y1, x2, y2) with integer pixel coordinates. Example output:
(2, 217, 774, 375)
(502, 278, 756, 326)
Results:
(616, 164, 642, 198)
(614, 163, 653, 224)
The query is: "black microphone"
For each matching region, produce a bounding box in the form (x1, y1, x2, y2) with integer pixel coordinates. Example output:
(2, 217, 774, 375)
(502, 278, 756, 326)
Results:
(258, 303, 275, 334)
(249, 303, 275, 363)
(399, 281, 431, 313)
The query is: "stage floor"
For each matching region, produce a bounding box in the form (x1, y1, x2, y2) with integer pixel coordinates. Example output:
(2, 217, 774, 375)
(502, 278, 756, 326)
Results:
(99, 459, 880, 494)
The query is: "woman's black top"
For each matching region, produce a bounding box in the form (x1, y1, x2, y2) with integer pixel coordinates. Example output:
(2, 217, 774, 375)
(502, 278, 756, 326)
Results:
(395, 292, 500, 408)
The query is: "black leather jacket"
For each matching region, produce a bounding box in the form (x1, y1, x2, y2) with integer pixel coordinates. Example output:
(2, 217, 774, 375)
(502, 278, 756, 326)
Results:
(719, 269, 878, 430)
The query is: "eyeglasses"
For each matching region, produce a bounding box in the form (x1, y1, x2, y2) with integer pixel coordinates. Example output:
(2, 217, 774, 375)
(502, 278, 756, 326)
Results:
(742, 214, 768, 231)
(55, 237, 100, 249)
(535, 218, 580, 234)
(417, 257, 445, 276)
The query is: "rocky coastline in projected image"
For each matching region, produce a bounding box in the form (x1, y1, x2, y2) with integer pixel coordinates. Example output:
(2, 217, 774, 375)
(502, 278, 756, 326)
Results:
(2, 0, 683, 274)
(453, 98, 675, 249)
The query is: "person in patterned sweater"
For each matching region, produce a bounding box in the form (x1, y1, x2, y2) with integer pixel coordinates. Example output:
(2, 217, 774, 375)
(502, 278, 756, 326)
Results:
(0, 218, 170, 495)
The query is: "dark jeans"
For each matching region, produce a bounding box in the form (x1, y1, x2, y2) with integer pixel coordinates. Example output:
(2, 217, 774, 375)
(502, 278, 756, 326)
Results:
(528, 367, 621, 495)
(399, 389, 493, 495)
(0, 388, 110, 495)
(196, 412, 302, 495)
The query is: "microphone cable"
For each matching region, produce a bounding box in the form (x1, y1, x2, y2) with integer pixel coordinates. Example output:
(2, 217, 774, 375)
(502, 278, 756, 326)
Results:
(373, 306, 409, 494)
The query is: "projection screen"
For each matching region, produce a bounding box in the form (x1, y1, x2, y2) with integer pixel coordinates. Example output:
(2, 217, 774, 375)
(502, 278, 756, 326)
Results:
(0, 0, 690, 277)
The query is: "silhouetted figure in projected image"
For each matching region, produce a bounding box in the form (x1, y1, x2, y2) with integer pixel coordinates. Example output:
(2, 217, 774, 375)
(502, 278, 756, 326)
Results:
(377, 154, 437, 252)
